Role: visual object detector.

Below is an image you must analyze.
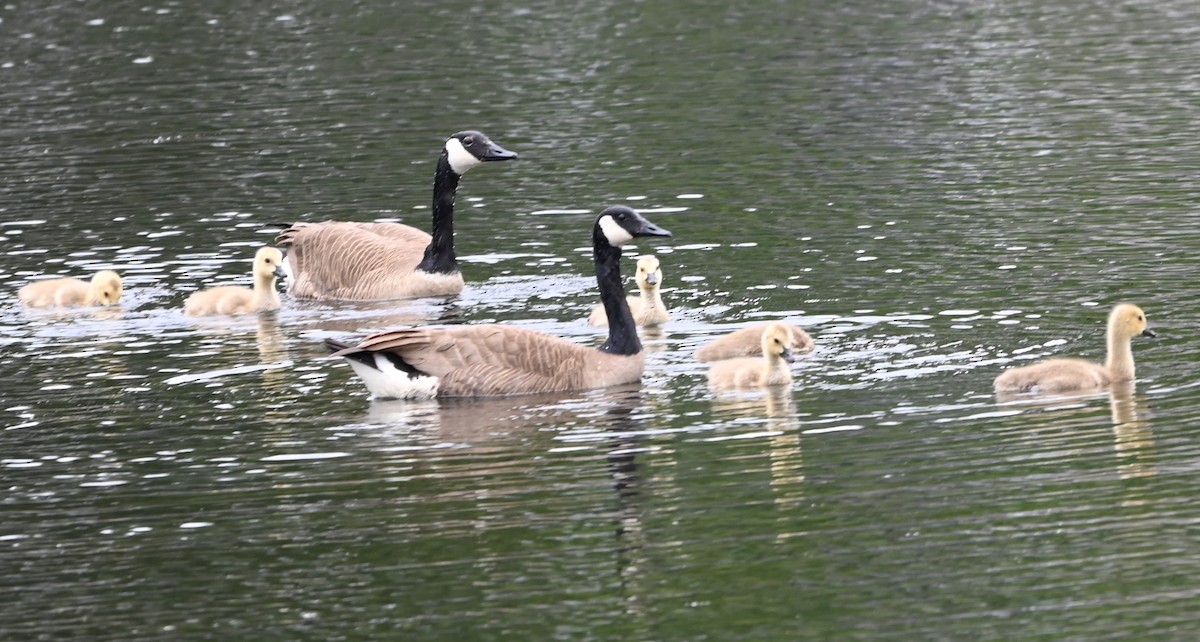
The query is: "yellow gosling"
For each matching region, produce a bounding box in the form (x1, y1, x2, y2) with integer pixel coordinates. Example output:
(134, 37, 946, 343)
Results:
(695, 322, 814, 362)
(994, 303, 1156, 395)
(19, 270, 123, 307)
(707, 322, 797, 391)
(587, 255, 669, 327)
(184, 247, 285, 316)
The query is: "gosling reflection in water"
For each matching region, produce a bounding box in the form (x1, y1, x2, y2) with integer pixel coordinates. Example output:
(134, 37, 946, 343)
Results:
(254, 313, 293, 395)
(995, 379, 1159, 491)
(711, 386, 806, 539)
(1108, 381, 1157, 483)
(637, 326, 668, 354)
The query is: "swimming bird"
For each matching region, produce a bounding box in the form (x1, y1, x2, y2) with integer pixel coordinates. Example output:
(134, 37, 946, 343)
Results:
(326, 206, 672, 398)
(586, 255, 668, 327)
(184, 247, 285, 316)
(275, 130, 517, 301)
(993, 303, 1156, 395)
(19, 270, 123, 307)
(695, 322, 814, 362)
(707, 322, 797, 391)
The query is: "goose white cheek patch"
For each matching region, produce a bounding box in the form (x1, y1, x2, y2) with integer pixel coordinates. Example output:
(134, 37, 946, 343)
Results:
(598, 215, 634, 246)
(445, 137, 482, 174)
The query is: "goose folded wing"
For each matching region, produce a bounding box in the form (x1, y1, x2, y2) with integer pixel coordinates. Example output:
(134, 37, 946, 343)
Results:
(353, 326, 597, 395)
(285, 223, 428, 297)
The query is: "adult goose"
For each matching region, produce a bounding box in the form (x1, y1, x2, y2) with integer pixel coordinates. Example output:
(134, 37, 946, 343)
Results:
(993, 303, 1156, 395)
(276, 130, 517, 301)
(326, 206, 672, 398)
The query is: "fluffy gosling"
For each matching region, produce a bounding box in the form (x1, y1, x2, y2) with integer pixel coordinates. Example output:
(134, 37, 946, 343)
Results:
(587, 255, 669, 327)
(184, 247, 285, 316)
(993, 303, 1156, 395)
(707, 322, 797, 391)
(19, 270, 123, 308)
(695, 322, 814, 362)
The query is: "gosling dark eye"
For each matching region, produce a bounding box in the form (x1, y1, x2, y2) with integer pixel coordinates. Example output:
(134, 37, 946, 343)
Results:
(1138, 315, 1144, 321)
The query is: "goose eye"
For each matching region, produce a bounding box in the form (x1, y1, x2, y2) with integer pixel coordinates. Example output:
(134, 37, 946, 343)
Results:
(463, 136, 474, 146)
(1138, 315, 1144, 321)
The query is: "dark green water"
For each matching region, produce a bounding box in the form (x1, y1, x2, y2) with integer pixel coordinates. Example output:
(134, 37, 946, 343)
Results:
(3, 0, 1200, 639)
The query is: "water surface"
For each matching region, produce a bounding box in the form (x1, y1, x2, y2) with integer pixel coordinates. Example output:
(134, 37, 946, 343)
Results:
(3, 0, 1200, 639)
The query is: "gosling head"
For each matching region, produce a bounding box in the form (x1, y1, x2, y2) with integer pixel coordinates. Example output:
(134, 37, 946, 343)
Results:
(254, 247, 286, 281)
(635, 255, 663, 290)
(443, 130, 518, 175)
(1109, 303, 1156, 340)
(761, 322, 796, 363)
(89, 270, 123, 306)
(595, 206, 672, 249)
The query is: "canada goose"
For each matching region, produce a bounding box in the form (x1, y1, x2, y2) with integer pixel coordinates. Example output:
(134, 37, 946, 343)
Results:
(326, 205, 672, 398)
(707, 322, 797, 391)
(993, 303, 1156, 395)
(276, 130, 517, 301)
(695, 322, 814, 362)
(184, 247, 285, 316)
(19, 270, 123, 308)
(586, 255, 668, 327)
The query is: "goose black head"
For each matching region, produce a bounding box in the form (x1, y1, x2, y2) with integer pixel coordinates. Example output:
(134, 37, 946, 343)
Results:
(444, 130, 518, 175)
(595, 206, 672, 248)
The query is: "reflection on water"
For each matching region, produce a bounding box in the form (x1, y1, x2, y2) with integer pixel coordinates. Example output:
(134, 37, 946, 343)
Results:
(3, 0, 1200, 638)
(1108, 381, 1157, 483)
(712, 388, 807, 530)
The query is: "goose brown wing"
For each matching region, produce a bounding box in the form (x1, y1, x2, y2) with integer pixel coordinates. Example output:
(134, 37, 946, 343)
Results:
(353, 326, 600, 396)
(281, 222, 428, 297)
(350, 222, 431, 246)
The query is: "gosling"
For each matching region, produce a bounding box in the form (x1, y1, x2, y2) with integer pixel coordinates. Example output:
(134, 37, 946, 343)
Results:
(19, 270, 123, 308)
(184, 247, 285, 316)
(993, 303, 1156, 395)
(587, 255, 669, 327)
(695, 322, 814, 362)
(707, 322, 797, 391)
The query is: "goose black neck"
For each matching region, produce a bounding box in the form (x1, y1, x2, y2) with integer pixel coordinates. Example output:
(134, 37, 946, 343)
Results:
(593, 231, 641, 356)
(417, 152, 462, 275)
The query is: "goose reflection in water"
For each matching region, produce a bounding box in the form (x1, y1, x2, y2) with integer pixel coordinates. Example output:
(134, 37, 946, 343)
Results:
(365, 384, 654, 622)
(362, 384, 644, 444)
(636, 325, 669, 354)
